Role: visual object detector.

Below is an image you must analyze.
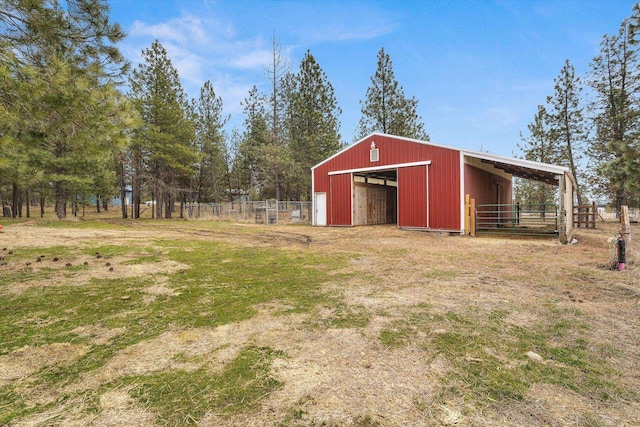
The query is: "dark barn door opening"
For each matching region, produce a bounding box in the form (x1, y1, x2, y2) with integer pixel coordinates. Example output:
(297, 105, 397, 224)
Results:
(353, 170, 397, 225)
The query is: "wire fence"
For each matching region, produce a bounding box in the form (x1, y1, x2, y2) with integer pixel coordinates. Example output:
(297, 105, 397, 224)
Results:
(598, 207, 640, 222)
(183, 200, 313, 225)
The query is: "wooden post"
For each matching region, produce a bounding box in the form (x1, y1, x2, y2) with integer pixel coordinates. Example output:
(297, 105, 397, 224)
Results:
(558, 174, 567, 243)
(620, 205, 631, 244)
(470, 198, 476, 237)
(465, 194, 470, 235)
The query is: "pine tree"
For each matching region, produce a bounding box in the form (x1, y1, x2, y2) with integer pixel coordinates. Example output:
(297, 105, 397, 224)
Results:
(587, 20, 640, 210)
(193, 80, 229, 203)
(226, 128, 243, 199)
(546, 59, 587, 205)
(0, 0, 130, 219)
(286, 50, 342, 200)
(357, 47, 429, 141)
(628, 2, 640, 44)
(517, 105, 560, 208)
(129, 40, 197, 218)
(237, 86, 270, 197)
(263, 34, 291, 199)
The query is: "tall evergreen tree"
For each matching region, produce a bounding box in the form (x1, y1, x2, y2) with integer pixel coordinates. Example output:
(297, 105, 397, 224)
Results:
(236, 86, 270, 197)
(263, 34, 291, 145)
(0, 0, 130, 219)
(286, 50, 342, 200)
(225, 128, 242, 199)
(516, 105, 560, 207)
(546, 59, 587, 205)
(129, 40, 197, 219)
(357, 47, 429, 141)
(193, 80, 229, 203)
(587, 20, 640, 210)
(628, 2, 640, 44)
(262, 34, 291, 199)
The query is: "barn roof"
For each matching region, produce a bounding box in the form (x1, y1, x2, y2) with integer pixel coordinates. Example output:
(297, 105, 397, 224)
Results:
(312, 133, 575, 187)
(461, 150, 575, 187)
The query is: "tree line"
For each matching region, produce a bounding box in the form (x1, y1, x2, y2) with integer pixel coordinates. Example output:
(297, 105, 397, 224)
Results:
(4, 1, 639, 221)
(0, 1, 427, 219)
(517, 6, 640, 212)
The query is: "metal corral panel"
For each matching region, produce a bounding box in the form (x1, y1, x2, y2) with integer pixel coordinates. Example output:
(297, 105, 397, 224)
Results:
(398, 166, 428, 227)
(329, 173, 352, 225)
(313, 134, 461, 229)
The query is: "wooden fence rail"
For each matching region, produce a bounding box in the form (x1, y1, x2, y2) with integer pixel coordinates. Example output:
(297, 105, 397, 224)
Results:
(573, 201, 598, 228)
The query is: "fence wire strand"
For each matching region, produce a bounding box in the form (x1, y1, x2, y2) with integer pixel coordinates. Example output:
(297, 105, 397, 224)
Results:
(182, 201, 312, 225)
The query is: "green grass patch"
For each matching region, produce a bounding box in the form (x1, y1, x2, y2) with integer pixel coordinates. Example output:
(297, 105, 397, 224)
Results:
(33, 219, 124, 230)
(378, 304, 629, 403)
(421, 269, 461, 280)
(0, 386, 28, 425)
(132, 346, 283, 424)
(123, 254, 162, 264)
(305, 301, 371, 329)
(157, 240, 351, 325)
(0, 226, 353, 424)
(379, 304, 433, 348)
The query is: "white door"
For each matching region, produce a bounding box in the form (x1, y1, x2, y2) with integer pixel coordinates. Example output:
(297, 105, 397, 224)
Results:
(315, 193, 327, 226)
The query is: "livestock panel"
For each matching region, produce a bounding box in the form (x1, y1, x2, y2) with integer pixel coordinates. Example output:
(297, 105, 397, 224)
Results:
(464, 164, 513, 226)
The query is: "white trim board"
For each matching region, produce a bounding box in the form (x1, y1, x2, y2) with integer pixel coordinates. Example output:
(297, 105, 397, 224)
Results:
(328, 161, 432, 176)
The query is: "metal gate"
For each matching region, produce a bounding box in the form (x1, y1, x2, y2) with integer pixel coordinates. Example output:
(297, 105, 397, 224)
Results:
(475, 203, 559, 237)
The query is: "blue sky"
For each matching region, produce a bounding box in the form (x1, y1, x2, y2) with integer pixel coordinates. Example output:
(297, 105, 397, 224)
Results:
(108, 0, 636, 156)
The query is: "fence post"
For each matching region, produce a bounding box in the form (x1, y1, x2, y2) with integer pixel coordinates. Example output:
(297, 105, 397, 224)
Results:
(621, 205, 631, 244)
(470, 198, 476, 237)
(465, 194, 470, 235)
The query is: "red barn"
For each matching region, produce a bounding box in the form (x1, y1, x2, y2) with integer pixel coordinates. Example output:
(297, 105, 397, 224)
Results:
(311, 133, 575, 241)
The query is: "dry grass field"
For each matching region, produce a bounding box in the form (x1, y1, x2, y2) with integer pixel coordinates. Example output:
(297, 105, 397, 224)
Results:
(0, 216, 638, 426)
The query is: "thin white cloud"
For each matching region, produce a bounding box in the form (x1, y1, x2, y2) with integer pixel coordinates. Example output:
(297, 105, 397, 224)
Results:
(268, 0, 399, 45)
(121, 4, 387, 133)
(161, 41, 206, 88)
(130, 20, 186, 44)
(129, 15, 212, 46)
(122, 9, 291, 127)
(211, 75, 254, 114)
(229, 49, 273, 69)
(126, 13, 293, 72)
(305, 20, 395, 43)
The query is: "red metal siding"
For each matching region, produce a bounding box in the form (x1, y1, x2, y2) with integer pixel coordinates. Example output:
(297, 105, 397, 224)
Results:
(329, 173, 352, 225)
(464, 164, 512, 205)
(428, 152, 460, 231)
(313, 135, 461, 230)
(398, 166, 427, 227)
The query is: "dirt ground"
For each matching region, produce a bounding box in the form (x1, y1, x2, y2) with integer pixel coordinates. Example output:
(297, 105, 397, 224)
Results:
(1, 221, 639, 426)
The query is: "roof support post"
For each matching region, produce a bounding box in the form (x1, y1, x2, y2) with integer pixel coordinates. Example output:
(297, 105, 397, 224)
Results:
(558, 173, 567, 243)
